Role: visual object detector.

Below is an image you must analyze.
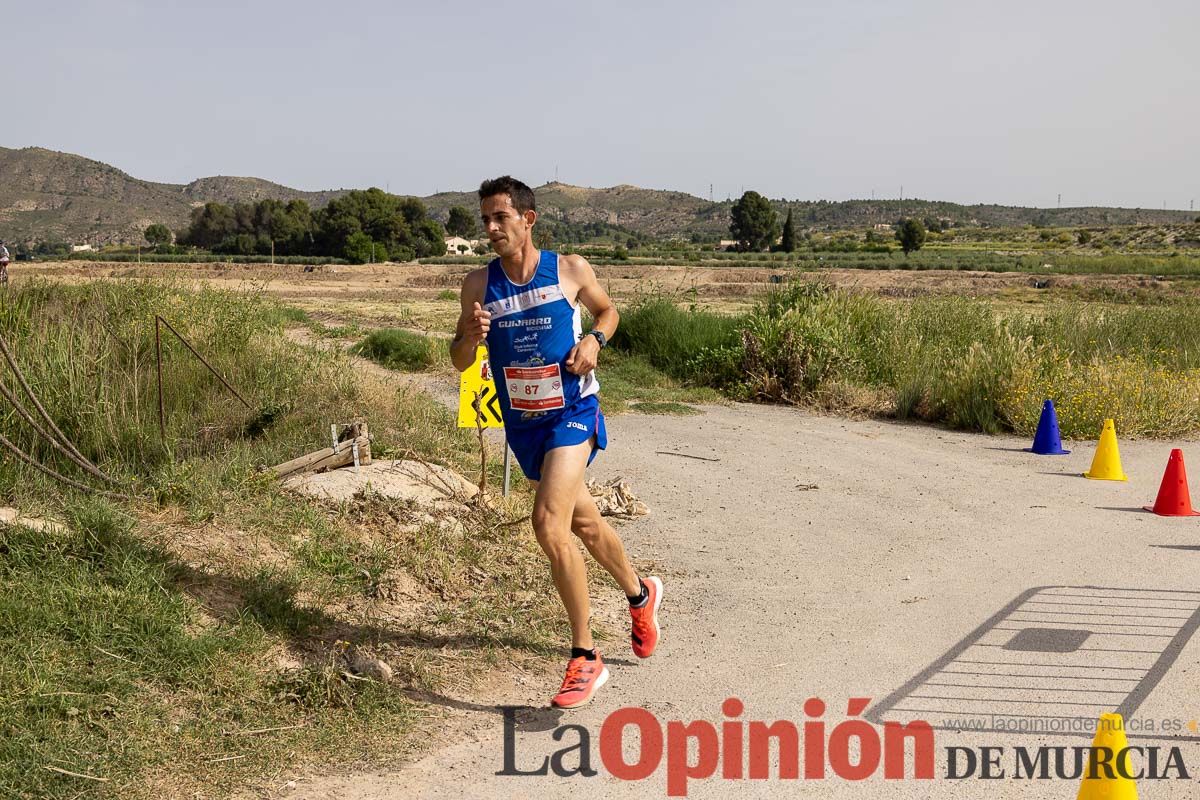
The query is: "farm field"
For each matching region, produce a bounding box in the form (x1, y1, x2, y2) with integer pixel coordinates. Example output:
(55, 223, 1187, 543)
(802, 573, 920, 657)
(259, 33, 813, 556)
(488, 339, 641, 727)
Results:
(16, 256, 1200, 324)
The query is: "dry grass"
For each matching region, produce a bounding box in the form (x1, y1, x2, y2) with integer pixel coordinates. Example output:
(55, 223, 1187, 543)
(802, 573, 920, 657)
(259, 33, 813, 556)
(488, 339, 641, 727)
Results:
(0, 280, 606, 799)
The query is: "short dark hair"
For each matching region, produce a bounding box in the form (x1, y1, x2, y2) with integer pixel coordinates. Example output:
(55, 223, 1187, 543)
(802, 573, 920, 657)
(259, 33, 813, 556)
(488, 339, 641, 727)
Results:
(478, 176, 536, 214)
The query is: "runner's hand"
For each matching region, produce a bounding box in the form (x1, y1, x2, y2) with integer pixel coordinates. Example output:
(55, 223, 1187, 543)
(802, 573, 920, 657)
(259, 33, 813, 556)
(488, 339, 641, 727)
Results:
(565, 335, 599, 375)
(465, 302, 491, 344)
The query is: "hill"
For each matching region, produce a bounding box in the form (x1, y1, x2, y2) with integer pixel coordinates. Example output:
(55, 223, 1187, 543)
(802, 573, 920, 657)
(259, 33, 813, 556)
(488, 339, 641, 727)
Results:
(0, 147, 346, 245)
(0, 146, 1195, 246)
(423, 182, 728, 238)
(180, 175, 347, 208)
(420, 183, 1197, 238)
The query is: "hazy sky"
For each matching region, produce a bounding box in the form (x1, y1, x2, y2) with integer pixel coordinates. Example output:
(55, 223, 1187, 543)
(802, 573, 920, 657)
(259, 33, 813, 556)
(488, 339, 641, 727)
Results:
(4, 0, 1197, 208)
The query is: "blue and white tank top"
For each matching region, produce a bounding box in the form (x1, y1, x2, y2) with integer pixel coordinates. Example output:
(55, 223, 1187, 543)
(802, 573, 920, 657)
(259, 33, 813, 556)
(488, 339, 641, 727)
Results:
(482, 251, 599, 429)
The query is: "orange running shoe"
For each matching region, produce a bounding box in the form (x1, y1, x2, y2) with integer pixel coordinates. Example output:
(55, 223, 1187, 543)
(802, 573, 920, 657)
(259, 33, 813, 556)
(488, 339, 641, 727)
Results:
(629, 576, 663, 659)
(551, 653, 609, 709)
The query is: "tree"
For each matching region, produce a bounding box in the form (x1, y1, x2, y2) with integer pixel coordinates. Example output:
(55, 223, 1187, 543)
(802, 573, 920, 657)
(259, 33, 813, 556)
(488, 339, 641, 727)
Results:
(895, 218, 927, 255)
(179, 202, 237, 249)
(315, 189, 444, 262)
(177, 198, 316, 255)
(729, 191, 780, 252)
(533, 225, 554, 250)
(144, 223, 172, 247)
(780, 207, 797, 252)
(259, 198, 315, 255)
(446, 205, 477, 237)
(344, 232, 386, 264)
(411, 218, 447, 259)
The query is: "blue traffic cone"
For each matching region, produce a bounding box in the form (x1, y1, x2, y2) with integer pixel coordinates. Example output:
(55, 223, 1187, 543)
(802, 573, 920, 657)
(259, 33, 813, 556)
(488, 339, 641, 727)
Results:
(1026, 399, 1070, 455)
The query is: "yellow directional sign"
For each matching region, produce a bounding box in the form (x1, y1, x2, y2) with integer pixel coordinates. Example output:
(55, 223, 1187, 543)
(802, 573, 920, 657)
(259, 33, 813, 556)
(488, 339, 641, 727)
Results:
(458, 345, 504, 428)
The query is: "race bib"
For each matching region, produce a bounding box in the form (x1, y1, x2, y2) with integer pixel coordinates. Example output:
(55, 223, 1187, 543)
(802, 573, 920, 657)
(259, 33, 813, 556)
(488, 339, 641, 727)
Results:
(503, 364, 565, 411)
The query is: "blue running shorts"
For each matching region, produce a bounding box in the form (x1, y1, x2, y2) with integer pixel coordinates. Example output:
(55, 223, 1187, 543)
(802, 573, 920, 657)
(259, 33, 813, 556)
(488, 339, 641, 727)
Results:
(507, 394, 607, 481)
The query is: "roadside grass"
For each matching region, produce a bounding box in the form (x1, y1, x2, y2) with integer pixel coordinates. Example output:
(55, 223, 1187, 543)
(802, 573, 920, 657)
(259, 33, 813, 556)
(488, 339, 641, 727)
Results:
(613, 283, 1200, 438)
(610, 299, 744, 385)
(314, 321, 365, 340)
(0, 279, 570, 799)
(596, 349, 723, 414)
(351, 329, 444, 371)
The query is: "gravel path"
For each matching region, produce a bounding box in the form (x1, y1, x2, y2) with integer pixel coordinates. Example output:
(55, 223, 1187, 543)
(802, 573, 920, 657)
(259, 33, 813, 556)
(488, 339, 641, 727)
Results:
(288, 403, 1200, 799)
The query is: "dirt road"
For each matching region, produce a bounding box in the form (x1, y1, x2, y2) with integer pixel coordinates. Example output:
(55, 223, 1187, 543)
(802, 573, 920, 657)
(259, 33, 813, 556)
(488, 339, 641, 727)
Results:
(287, 402, 1200, 799)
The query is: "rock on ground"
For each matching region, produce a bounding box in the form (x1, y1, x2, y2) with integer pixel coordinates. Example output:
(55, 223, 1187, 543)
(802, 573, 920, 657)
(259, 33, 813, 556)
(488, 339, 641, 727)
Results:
(0, 507, 67, 534)
(586, 476, 649, 517)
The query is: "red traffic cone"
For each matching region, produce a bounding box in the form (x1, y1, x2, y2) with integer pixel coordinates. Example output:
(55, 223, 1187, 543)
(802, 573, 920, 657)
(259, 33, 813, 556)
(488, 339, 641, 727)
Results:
(1144, 449, 1200, 517)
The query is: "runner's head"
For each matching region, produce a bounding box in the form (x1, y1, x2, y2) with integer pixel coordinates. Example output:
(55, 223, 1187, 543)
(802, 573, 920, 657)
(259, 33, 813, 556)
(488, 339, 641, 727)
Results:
(478, 176, 536, 257)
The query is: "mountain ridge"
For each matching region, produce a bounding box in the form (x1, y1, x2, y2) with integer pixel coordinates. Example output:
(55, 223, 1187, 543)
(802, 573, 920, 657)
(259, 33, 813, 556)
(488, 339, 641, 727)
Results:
(0, 146, 1193, 245)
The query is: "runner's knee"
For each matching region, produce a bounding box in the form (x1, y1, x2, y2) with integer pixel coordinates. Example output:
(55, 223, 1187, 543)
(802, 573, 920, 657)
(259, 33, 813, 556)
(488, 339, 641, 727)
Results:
(532, 500, 572, 544)
(534, 527, 576, 563)
(571, 514, 602, 548)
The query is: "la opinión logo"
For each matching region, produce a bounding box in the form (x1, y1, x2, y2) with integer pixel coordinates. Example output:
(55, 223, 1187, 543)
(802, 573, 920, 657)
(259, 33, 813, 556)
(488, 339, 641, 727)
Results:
(497, 697, 935, 796)
(497, 698, 1197, 796)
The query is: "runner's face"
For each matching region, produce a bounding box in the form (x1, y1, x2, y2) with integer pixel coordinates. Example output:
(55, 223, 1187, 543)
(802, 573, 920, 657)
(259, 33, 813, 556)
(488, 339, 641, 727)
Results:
(480, 194, 534, 257)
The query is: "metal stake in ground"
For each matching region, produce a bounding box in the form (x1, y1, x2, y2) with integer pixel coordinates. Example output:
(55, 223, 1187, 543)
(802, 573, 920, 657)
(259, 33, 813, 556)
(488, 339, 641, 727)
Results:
(155, 314, 253, 445)
(503, 435, 511, 497)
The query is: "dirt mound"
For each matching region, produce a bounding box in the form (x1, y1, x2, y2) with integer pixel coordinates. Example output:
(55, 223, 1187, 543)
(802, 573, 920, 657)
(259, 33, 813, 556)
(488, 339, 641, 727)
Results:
(282, 459, 478, 504)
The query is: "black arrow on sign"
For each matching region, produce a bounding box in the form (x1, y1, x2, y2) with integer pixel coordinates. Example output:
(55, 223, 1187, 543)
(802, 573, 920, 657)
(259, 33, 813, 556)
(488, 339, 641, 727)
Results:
(486, 387, 502, 424)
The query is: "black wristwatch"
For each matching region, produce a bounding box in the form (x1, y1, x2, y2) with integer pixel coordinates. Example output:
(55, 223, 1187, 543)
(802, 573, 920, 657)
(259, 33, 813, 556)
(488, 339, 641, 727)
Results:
(587, 329, 607, 349)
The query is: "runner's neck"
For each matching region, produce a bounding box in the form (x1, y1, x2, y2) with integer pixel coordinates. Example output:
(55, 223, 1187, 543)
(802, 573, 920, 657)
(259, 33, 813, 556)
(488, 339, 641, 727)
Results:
(499, 246, 541, 285)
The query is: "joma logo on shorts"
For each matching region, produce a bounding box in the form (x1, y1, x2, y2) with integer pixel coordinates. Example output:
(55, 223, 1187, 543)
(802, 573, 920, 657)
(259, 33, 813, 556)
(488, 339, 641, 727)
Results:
(566, 421, 588, 432)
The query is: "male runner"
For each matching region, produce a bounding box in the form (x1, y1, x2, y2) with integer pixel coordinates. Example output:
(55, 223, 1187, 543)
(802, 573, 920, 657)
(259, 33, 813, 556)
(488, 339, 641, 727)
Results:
(451, 176, 662, 709)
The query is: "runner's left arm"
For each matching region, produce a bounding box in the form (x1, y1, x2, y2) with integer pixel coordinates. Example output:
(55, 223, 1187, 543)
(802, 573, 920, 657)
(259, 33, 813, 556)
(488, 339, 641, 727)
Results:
(563, 255, 618, 376)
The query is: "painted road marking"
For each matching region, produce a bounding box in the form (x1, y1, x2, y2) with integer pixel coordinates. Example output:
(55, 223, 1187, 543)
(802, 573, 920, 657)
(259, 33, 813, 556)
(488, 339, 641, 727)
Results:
(869, 586, 1200, 741)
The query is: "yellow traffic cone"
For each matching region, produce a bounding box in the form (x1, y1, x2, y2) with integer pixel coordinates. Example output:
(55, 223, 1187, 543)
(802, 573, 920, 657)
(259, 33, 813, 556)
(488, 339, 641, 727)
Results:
(1077, 713, 1138, 800)
(1084, 419, 1128, 481)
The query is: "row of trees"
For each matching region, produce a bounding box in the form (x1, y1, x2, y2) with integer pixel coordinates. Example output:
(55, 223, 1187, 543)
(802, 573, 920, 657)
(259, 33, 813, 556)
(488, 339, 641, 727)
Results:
(176, 189, 446, 263)
(729, 191, 926, 254)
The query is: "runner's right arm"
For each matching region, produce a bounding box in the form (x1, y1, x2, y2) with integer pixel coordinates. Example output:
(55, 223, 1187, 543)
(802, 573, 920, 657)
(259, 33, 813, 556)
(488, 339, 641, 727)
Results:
(450, 269, 490, 372)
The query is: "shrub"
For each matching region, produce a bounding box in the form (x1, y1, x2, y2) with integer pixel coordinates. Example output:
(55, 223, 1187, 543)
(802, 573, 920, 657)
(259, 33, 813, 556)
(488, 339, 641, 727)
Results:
(611, 298, 743, 384)
(351, 329, 435, 371)
(614, 281, 1200, 437)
